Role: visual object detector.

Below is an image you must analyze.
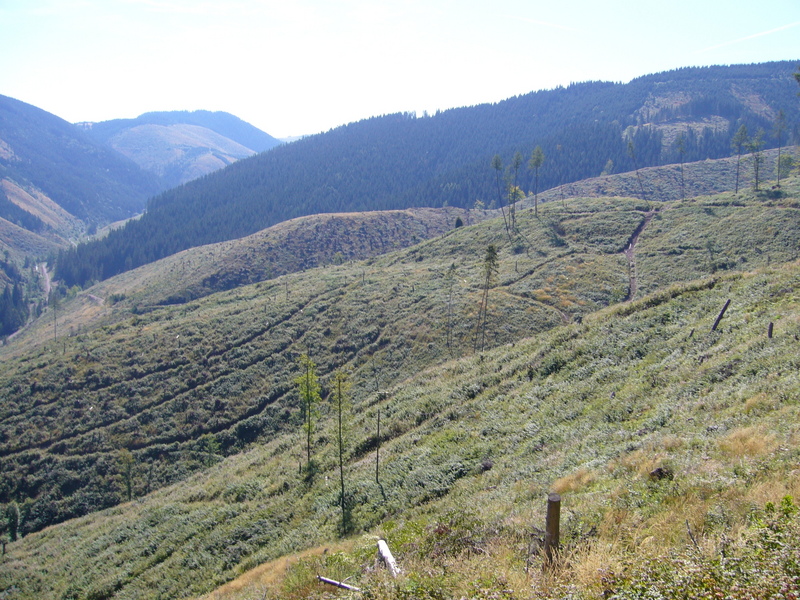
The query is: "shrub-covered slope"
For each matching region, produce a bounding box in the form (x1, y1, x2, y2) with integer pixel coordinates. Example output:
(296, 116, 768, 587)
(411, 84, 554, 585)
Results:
(2, 247, 799, 599)
(58, 206, 489, 308)
(1, 198, 633, 532)
(1, 177, 799, 539)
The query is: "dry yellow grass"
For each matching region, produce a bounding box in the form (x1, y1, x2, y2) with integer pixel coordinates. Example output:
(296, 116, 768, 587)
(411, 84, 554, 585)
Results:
(743, 392, 776, 413)
(718, 426, 777, 457)
(193, 541, 355, 600)
(552, 468, 596, 494)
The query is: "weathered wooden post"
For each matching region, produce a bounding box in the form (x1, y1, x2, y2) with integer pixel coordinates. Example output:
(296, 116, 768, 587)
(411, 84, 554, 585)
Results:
(543, 492, 561, 567)
(768, 322, 774, 339)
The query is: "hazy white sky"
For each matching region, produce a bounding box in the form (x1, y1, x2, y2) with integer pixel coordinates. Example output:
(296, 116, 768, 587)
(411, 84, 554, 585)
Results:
(1, 0, 799, 138)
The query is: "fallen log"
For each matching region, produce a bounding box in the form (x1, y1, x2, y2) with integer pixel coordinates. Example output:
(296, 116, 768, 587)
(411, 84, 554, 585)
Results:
(317, 575, 361, 592)
(378, 539, 401, 577)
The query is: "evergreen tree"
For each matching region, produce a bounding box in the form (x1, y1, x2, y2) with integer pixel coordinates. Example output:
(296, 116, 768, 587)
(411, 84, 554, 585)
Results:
(747, 129, 765, 191)
(732, 124, 749, 195)
(6, 502, 19, 542)
(509, 151, 523, 230)
(528, 146, 545, 217)
(491, 155, 512, 241)
(445, 263, 458, 357)
(675, 133, 686, 201)
(474, 245, 499, 353)
(295, 354, 321, 472)
(627, 139, 647, 202)
(332, 370, 352, 533)
(773, 110, 786, 187)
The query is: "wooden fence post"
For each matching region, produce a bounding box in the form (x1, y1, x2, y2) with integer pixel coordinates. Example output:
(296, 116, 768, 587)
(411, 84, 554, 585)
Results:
(544, 492, 561, 567)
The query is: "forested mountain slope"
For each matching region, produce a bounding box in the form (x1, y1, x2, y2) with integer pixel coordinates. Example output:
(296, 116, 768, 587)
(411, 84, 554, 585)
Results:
(55, 61, 800, 287)
(3, 206, 800, 599)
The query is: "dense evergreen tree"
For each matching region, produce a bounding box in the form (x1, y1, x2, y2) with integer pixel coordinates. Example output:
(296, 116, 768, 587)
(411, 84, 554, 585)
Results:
(0, 282, 27, 336)
(5, 503, 19, 542)
(0, 256, 29, 337)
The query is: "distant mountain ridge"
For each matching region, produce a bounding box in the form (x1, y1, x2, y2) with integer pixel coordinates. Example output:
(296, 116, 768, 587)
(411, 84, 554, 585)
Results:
(55, 60, 800, 288)
(0, 95, 161, 226)
(0, 94, 162, 268)
(79, 110, 282, 188)
(81, 110, 281, 152)
(0, 97, 285, 339)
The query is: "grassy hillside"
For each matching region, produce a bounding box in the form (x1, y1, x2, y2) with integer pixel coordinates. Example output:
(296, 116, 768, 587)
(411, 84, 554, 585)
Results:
(83, 111, 280, 154)
(3, 179, 800, 531)
(1, 176, 800, 598)
(2, 252, 799, 599)
(93, 206, 491, 307)
(528, 147, 798, 205)
(0, 179, 85, 257)
(108, 125, 254, 180)
(75, 146, 800, 310)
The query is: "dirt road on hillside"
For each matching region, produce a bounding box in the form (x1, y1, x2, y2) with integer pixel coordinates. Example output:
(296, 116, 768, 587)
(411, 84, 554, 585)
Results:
(623, 211, 656, 302)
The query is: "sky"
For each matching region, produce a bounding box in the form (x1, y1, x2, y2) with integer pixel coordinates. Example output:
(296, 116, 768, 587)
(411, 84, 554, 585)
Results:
(1, 0, 799, 139)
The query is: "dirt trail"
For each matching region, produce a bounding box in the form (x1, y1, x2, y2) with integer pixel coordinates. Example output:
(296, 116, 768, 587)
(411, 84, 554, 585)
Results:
(623, 211, 656, 302)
